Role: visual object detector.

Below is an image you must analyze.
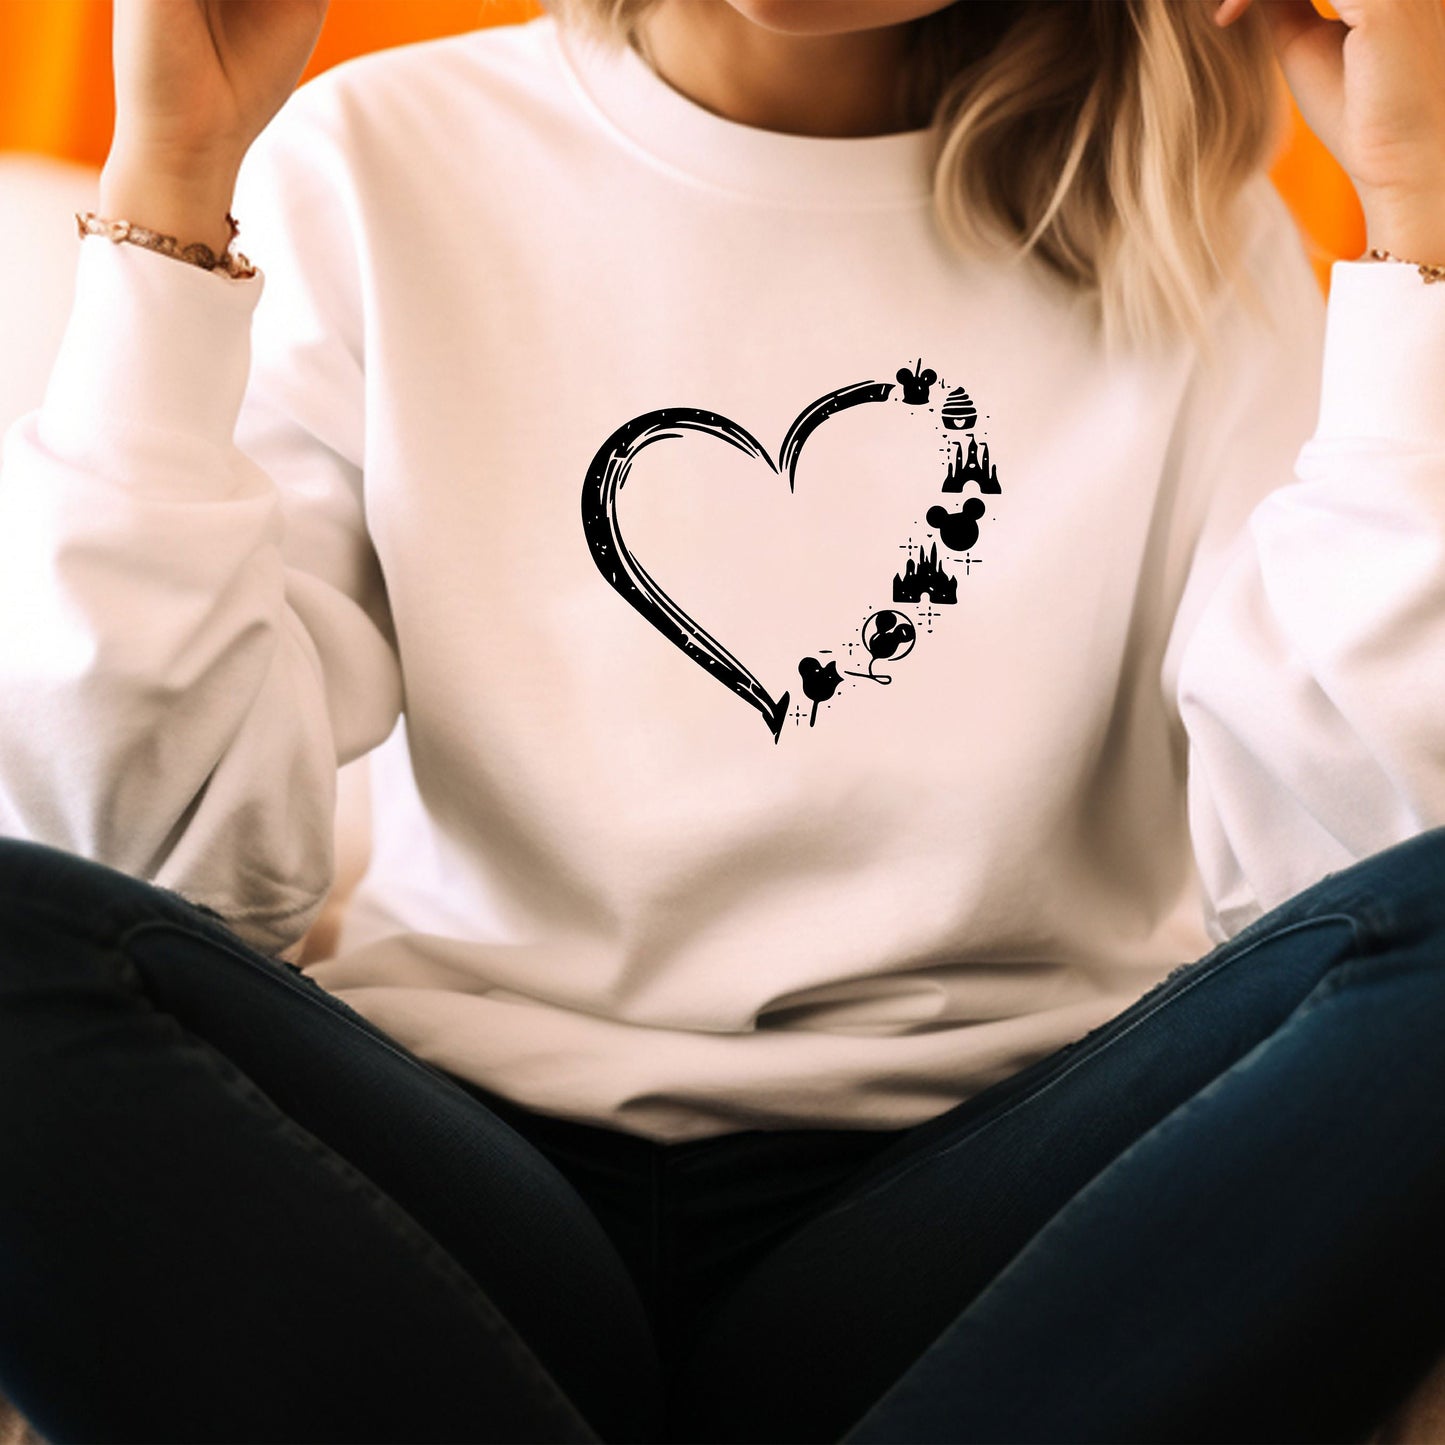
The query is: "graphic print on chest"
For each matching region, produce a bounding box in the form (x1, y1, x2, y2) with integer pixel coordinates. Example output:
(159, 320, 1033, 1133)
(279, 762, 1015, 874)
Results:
(580, 360, 1002, 743)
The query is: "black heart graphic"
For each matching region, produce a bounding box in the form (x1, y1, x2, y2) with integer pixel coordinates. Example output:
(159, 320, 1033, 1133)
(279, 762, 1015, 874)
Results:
(580, 381, 896, 743)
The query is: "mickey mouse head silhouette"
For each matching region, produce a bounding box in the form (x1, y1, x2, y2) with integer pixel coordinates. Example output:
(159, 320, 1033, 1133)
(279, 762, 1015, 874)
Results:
(896, 358, 937, 405)
(926, 497, 986, 552)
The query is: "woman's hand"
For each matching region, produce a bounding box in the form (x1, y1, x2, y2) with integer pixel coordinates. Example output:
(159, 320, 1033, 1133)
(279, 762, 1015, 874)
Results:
(1216, 0, 1445, 264)
(101, 0, 330, 259)
(110, 0, 330, 173)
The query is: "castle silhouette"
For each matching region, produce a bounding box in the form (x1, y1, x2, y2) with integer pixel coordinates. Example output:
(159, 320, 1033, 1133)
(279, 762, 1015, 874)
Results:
(941, 435, 1001, 494)
(893, 541, 958, 604)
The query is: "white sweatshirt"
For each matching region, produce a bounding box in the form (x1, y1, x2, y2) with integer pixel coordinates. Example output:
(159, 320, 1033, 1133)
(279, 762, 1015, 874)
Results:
(2, 16, 1443, 1143)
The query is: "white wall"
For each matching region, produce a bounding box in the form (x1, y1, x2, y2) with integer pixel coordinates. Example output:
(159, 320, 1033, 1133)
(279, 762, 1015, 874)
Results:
(0, 154, 100, 439)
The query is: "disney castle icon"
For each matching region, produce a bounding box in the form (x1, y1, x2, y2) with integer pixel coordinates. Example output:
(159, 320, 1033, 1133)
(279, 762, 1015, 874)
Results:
(893, 541, 958, 604)
(941, 435, 1001, 494)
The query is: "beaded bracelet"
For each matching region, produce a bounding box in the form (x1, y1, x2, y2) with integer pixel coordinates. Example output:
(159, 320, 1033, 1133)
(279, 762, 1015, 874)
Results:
(74, 209, 256, 280)
(1366, 246, 1445, 284)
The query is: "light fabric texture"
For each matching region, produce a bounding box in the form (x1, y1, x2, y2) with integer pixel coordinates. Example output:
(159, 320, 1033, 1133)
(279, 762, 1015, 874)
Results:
(0, 16, 1441, 1143)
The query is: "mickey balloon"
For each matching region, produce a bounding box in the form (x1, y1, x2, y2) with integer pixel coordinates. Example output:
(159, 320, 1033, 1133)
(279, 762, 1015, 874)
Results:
(845, 609, 917, 686)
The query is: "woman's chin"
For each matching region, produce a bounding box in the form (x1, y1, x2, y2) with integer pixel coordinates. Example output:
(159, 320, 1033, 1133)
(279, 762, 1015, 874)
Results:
(721, 0, 959, 38)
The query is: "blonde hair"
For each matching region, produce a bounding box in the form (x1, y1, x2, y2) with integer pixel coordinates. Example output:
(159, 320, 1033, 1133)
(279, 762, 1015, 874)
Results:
(536, 0, 1287, 353)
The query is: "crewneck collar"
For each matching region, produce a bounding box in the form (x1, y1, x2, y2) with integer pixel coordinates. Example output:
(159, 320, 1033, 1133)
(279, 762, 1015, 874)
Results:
(547, 16, 936, 210)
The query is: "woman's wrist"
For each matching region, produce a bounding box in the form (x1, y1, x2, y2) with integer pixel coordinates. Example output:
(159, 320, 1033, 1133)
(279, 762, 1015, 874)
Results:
(98, 152, 242, 261)
(1359, 187, 1445, 270)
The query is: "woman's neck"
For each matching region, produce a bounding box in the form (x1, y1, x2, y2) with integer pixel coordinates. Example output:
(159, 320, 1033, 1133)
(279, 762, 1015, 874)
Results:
(630, 0, 926, 138)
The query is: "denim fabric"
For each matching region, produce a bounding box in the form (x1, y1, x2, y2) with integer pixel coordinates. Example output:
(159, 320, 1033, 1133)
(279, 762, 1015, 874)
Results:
(1, 828, 1443, 1444)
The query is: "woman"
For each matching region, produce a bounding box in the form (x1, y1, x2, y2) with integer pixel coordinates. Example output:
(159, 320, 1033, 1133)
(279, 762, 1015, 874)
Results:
(0, 0, 1442, 1439)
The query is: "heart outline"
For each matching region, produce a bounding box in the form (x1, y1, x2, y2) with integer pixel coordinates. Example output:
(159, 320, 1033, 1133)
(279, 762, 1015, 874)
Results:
(580, 382, 895, 743)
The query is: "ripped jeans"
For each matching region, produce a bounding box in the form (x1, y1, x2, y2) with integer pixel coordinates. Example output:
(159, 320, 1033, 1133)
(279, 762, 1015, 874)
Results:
(1, 827, 1444, 1444)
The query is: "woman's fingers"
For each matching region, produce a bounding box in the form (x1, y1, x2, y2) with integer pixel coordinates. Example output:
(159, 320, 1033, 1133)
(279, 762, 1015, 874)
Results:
(1216, 0, 1346, 155)
(1213, 0, 1253, 26)
(1259, 0, 1348, 159)
(1217, 0, 1445, 262)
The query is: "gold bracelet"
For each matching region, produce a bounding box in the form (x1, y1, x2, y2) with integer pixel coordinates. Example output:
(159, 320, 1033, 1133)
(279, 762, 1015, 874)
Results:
(74, 209, 256, 280)
(1366, 246, 1445, 285)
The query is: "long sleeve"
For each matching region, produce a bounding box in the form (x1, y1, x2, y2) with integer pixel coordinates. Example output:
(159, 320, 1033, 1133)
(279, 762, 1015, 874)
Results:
(0, 91, 402, 957)
(1167, 184, 1445, 942)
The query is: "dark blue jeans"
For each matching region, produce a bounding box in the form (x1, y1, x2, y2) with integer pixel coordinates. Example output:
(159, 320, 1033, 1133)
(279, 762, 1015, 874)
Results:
(1, 829, 1444, 1445)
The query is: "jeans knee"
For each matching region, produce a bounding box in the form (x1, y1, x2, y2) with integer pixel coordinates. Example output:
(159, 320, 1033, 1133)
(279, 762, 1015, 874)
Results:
(1317, 825, 1445, 952)
(0, 836, 132, 925)
(0, 837, 198, 993)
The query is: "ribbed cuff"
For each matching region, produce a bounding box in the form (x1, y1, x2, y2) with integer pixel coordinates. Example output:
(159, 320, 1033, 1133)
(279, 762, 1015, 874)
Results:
(40, 234, 265, 464)
(1315, 258, 1445, 449)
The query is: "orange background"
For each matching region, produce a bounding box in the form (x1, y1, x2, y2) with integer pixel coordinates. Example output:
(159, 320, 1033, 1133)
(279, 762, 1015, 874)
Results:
(0, 0, 1363, 292)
